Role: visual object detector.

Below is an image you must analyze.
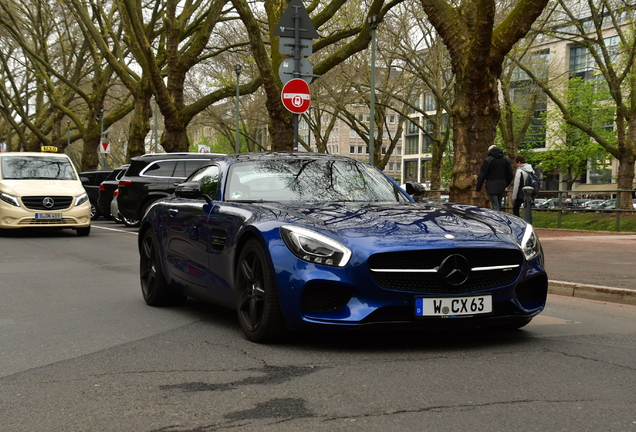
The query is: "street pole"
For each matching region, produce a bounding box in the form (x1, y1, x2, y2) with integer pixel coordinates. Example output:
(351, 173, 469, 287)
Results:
(153, 98, 158, 153)
(99, 108, 104, 169)
(368, 15, 379, 167)
(235, 64, 242, 154)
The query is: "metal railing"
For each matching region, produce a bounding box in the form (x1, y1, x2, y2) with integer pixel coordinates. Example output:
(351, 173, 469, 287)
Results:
(414, 188, 635, 231)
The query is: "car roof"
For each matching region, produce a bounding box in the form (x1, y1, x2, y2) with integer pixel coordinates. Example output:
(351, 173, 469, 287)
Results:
(130, 152, 225, 162)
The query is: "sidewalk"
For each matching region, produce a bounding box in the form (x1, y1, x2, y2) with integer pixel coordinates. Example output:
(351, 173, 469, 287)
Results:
(536, 228, 636, 306)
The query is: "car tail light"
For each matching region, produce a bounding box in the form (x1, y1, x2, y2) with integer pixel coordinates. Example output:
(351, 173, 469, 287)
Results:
(99, 183, 106, 191)
(113, 189, 119, 197)
(118, 180, 132, 187)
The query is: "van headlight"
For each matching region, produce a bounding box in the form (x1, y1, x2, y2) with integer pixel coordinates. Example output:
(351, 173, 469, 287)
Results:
(1, 191, 20, 207)
(520, 224, 541, 261)
(281, 225, 352, 267)
(75, 192, 88, 206)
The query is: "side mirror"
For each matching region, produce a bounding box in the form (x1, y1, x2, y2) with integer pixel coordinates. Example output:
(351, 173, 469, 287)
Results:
(80, 176, 90, 185)
(405, 181, 426, 195)
(175, 181, 212, 203)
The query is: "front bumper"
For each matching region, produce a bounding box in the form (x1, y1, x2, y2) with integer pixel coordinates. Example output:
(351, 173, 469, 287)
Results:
(0, 201, 91, 229)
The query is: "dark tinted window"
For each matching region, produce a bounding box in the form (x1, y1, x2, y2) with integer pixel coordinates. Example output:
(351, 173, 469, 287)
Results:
(143, 161, 177, 177)
(190, 165, 220, 197)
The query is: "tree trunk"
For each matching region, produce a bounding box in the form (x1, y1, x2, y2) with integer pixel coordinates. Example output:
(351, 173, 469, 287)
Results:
(127, 95, 152, 159)
(450, 72, 501, 207)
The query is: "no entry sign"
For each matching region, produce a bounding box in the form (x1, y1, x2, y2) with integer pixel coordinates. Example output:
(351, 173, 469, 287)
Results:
(281, 79, 311, 114)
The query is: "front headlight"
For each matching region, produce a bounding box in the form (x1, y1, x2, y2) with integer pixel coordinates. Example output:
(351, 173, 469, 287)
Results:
(0, 191, 20, 207)
(75, 192, 88, 206)
(520, 224, 541, 261)
(281, 225, 352, 267)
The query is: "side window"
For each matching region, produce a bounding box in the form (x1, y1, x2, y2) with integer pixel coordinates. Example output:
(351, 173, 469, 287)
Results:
(190, 165, 220, 198)
(143, 161, 177, 177)
(185, 160, 207, 176)
(173, 161, 186, 178)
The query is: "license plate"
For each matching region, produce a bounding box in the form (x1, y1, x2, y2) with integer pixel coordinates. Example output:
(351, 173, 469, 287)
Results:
(35, 213, 62, 219)
(415, 295, 492, 317)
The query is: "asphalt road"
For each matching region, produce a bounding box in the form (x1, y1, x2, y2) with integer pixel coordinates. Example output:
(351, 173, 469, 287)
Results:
(0, 220, 635, 431)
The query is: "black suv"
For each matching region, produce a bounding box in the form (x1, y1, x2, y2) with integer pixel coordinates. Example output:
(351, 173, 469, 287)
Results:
(80, 169, 113, 219)
(117, 153, 223, 227)
(97, 164, 129, 219)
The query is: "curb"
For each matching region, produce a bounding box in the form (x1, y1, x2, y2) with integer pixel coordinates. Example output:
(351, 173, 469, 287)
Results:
(549, 280, 636, 306)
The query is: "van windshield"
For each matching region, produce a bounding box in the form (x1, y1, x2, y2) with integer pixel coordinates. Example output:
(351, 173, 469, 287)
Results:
(1, 156, 77, 180)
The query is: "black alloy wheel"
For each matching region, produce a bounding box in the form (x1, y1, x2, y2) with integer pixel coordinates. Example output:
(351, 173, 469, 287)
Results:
(140, 229, 186, 306)
(235, 238, 288, 342)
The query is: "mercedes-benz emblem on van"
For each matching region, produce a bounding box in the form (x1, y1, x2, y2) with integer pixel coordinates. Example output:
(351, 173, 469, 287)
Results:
(42, 197, 55, 208)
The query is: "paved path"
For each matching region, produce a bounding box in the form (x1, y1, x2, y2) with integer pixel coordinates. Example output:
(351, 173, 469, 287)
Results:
(536, 228, 636, 305)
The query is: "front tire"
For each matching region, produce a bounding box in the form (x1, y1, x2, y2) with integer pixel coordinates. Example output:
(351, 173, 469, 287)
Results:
(235, 239, 288, 343)
(90, 203, 99, 220)
(140, 229, 186, 306)
(76, 226, 91, 236)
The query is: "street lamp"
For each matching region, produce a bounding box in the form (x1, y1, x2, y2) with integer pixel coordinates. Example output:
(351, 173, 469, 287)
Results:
(234, 64, 242, 154)
(368, 15, 379, 167)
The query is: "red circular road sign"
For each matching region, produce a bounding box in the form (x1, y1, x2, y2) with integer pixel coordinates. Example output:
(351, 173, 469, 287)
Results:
(281, 78, 311, 114)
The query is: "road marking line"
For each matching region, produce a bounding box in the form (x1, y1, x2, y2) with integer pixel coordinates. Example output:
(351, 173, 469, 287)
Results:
(92, 225, 138, 235)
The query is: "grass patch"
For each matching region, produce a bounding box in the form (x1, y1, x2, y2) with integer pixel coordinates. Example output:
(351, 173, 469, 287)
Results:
(522, 210, 636, 232)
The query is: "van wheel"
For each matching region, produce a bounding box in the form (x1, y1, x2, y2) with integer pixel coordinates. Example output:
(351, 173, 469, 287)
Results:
(76, 226, 91, 236)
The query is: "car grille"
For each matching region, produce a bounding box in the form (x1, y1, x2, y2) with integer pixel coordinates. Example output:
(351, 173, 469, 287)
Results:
(19, 218, 76, 225)
(368, 248, 523, 294)
(21, 196, 73, 210)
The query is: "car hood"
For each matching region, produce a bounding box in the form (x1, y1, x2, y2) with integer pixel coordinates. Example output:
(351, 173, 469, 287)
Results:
(256, 201, 523, 247)
(0, 179, 86, 197)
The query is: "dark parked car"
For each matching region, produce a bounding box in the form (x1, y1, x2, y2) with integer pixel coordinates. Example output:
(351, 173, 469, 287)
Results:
(138, 152, 548, 343)
(80, 169, 113, 219)
(97, 164, 129, 219)
(117, 153, 224, 227)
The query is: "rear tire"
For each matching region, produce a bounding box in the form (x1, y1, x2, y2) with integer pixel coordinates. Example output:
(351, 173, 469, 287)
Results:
(235, 239, 288, 343)
(123, 216, 140, 227)
(90, 203, 99, 220)
(139, 229, 186, 306)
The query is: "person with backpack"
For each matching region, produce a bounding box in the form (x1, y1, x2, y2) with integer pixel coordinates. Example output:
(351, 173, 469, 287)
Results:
(476, 145, 514, 211)
(512, 155, 537, 217)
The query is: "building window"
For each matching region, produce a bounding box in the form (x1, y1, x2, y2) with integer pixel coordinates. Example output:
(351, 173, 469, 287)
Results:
(405, 136, 419, 155)
(424, 92, 436, 112)
(349, 146, 355, 154)
(382, 147, 387, 155)
(389, 162, 394, 170)
(389, 114, 395, 124)
(406, 118, 419, 134)
(358, 146, 363, 154)
(350, 129, 357, 138)
(570, 45, 594, 77)
(366, 146, 369, 154)
(396, 162, 401, 171)
(396, 147, 402, 156)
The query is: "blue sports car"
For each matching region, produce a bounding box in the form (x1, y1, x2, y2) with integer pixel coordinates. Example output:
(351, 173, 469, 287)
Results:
(138, 152, 547, 342)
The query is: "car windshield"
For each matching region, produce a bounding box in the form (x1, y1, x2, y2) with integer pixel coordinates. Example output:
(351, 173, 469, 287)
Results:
(1, 156, 77, 180)
(225, 158, 409, 204)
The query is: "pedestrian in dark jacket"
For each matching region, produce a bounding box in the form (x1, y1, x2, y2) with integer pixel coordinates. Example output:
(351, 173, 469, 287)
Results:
(475, 145, 514, 211)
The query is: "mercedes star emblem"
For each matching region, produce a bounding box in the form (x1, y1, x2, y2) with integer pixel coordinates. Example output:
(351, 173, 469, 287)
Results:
(437, 254, 470, 286)
(42, 197, 55, 208)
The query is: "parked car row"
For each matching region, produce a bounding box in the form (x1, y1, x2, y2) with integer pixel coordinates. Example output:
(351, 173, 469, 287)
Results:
(533, 197, 636, 211)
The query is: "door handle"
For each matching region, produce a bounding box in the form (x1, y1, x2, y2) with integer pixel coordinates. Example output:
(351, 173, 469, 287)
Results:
(168, 208, 179, 217)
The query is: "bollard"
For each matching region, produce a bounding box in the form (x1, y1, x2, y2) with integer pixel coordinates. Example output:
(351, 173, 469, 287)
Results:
(522, 186, 534, 224)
